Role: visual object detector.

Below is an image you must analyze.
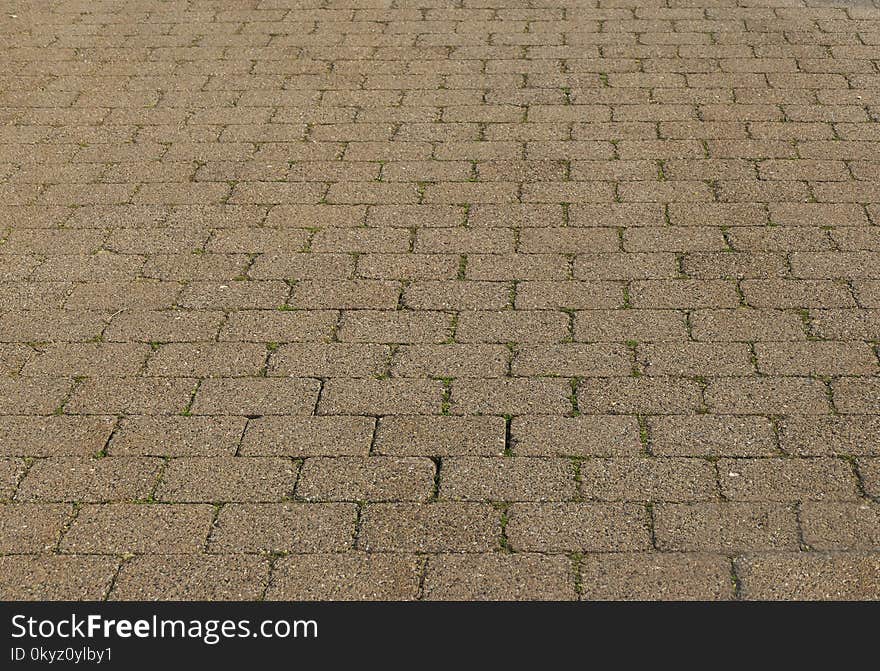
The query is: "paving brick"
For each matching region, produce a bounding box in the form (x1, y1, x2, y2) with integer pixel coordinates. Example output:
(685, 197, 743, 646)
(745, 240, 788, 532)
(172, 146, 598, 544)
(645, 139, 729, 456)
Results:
(718, 458, 860, 501)
(357, 253, 459, 280)
(105, 310, 223, 342)
(177, 281, 282, 310)
(17, 457, 161, 503)
(577, 377, 703, 414)
(0, 503, 71, 553)
(338, 310, 453, 343)
(736, 553, 880, 600)
(630, 280, 741, 309)
(580, 458, 718, 502)
(219, 310, 338, 342)
(291, 280, 400, 310)
(801, 502, 880, 551)
(0, 310, 106, 343)
(691, 308, 807, 341)
(319, 379, 443, 415)
(268, 554, 421, 601)
(61, 504, 215, 553)
(372, 416, 503, 456)
(512, 343, 631, 377)
(111, 555, 269, 601)
(574, 253, 678, 280)
(0, 555, 119, 600)
(579, 554, 734, 600)
(450, 378, 572, 415)
(654, 503, 799, 552)
(440, 457, 576, 502)
(297, 457, 435, 502)
(23, 342, 152, 378)
(457, 310, 569, 343)
(157, 457, 298, 503)
(424, 554, 576, 601)
(269, 343, 390, 378)
(208, 503, 356, 553)
(391, 344, 508, 378)
(705, 377, 830, 414)
(741, 279, 856, 308)
(638, 343, 754, 376)
(109, 417, 246, 457)
(515, 281, 623, 310)
(754, 342, 878, 376)
(507, 502, 650, 552)
(0, 377, 70, 415)
(66, 377, 196, 415)
(0, 416, 115, 457)
(146, 343, 267, 377)
(511, 415, 642, 457)
(250, 253, 353, 280)
(402, 280, 511, 310)
(360, 502, 500, 552)
(239, 416, 374, 457)
(575, 310, 689, 342)
(192, 378, 320, 416)
(467, 253, 569, 281)
(832, 378, 880, 414)
(649, 416, 778, 457)
(777, 416, 880, 457)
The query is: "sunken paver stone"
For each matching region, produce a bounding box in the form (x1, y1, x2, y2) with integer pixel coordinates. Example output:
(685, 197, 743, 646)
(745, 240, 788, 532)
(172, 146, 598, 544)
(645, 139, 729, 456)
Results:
(4, 1, 880, 602)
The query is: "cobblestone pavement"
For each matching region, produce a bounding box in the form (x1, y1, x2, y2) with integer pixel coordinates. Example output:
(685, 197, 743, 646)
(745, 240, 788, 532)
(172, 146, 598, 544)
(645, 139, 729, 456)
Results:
(1, 0, 879, 601)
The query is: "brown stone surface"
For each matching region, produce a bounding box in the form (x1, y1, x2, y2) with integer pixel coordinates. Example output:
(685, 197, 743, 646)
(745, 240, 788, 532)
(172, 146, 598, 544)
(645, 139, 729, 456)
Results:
(2, 0, 878, 601)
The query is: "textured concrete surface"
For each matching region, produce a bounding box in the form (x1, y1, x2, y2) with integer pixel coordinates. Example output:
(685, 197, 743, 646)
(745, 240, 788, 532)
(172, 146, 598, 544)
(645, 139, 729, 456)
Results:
(1, 0, 879, 601)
